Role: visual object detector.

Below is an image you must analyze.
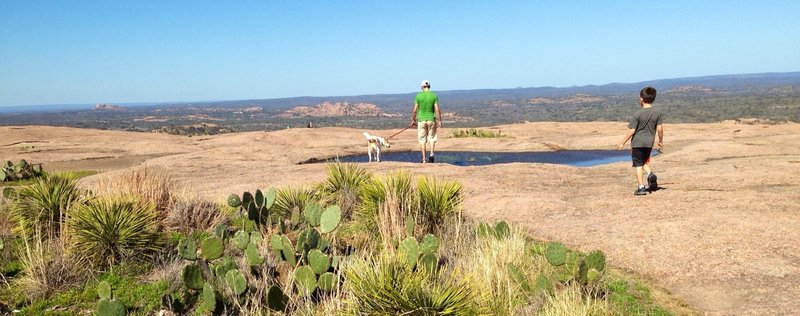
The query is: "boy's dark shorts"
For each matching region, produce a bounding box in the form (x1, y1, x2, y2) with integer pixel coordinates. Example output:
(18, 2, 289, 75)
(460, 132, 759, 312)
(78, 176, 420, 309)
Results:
(631, 147, 652, 167)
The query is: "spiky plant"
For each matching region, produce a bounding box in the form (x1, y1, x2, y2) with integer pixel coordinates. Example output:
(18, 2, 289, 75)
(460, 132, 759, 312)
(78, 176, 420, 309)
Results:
(67, 198, 161, 267)
(416, 176, 462, 235)
(345, 254, 479, 315)
(163, 198, 226, 234)
(273, 185, 317, 221)
(316, 163, 371, 220)
(353, 172, 415, 247)
(9, 173, 83, 238)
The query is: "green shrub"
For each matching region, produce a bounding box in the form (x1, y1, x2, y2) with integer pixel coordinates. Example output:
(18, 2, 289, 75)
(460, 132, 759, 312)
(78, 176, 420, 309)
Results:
(67, 198, 161, 267)
(451, 128, 503, 138)
(345, 255, 478, 315)
(272, 185, 317, 221)
(9, 173, 83, 237)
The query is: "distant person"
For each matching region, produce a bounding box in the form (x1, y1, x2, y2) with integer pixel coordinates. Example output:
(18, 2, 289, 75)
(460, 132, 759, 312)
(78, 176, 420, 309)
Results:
(616, 86, 664, 196)
(410, 80, 442, 163)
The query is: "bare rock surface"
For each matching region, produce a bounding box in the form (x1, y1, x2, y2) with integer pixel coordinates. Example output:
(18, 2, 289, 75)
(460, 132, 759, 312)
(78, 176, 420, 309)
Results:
(1, 121, 799, 315)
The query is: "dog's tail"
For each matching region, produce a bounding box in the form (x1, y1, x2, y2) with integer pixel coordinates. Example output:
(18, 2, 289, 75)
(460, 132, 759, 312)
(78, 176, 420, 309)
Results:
(363, 132, 371, 140)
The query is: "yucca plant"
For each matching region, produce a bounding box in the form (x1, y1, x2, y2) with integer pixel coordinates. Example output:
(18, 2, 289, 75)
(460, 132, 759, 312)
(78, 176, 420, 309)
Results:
(273, 185, 318, 221)
(316, 163, 371, 219)
(10, 173, 83, 238)
(353, 172, 415, 246)
(416, 177, 462, 235)
(67, 197, 161, 267)
(345, 254, 479, 315)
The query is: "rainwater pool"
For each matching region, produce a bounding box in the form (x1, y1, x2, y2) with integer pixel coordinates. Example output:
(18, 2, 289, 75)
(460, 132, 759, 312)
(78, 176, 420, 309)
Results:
(328, 150, 660, 167)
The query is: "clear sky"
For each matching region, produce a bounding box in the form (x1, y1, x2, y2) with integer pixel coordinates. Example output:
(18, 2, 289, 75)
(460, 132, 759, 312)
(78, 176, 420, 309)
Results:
(1, 1, 798, 107)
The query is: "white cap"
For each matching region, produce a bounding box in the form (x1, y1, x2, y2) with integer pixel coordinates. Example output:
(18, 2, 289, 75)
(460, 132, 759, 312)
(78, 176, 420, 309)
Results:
(420, 80, 430, 88)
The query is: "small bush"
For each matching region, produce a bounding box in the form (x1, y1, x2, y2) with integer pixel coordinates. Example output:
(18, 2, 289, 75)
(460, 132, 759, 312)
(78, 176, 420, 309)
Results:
(451, 128, 504, 138)
(67, 198, 161, 267)
(163, 198, 226, 234)
(9, 173, 83, 237)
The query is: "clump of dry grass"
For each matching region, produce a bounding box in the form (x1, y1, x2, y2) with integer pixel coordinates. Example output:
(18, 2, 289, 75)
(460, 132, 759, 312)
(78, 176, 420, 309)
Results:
(93, 166, 176, 214)
(376, 191, 412, 253)
(17, 230, 87, 300)
(540, 285, 611, 316)
(163, 198, 226, 234)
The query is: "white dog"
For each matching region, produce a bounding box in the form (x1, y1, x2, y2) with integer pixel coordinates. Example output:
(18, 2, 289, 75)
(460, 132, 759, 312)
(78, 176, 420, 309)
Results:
(363, 132, 391, 162)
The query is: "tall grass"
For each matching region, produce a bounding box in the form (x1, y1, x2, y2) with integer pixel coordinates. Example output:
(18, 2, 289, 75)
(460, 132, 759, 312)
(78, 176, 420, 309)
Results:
(9, 173, 83, 238)
(67, 198, 161, 267)
(354, 172, 414, 248)
(540, 285, 611, 316)
(93, 166, 175, 214)
(416, 176, 462, 235)
(17, 228, 87, 300)
(163, 198, 226, 234)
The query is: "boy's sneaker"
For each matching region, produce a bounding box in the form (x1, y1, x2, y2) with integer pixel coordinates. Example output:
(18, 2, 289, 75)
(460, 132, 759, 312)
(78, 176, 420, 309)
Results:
(428, 156, 435, 163)
(634, 187, 647, 196)
(647, 173, 658, 191)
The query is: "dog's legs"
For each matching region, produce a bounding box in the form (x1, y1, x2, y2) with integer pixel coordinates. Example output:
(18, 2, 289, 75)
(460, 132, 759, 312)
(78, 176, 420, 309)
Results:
(367, 147, 373, 162)
(376, 147, 381, 162)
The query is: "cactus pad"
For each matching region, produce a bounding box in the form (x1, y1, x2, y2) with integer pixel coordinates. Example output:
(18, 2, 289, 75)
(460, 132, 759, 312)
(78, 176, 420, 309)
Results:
(97, 280, 112, 300)
(242, 192, 254, 208)
(202, 282, 216, 312)
(307, 249, 331, 274)
(214, 224, 227, 239)
(535, 274, 554, 294)
(585, 250, 606, 272)
(227, 194, 242, 208)
(319, 205, 341, 233)
(225, 269, 248, 295)
(232, 230, 250, 250)
(420, 234, 439, 255)
(297, 228, 320, 252)
(249, 231, 263, 245)
(181, 264, 204, 290)
(507, 263, 531, 292)
(494, 221, 510, 238)
(420, 253, 438, 274)
(280, 235, 297, 266)
(200, 236, 224, 260)
(398, 237, 420, 270)
(476, 223, 493, 238)
(303, 203, 323, 227)
(214, 256, 236, 278)
(96, 299, 126, 316)
(545, 242, 567, 266)
(267, 285, 289, 311)
(255, 189, 265, 209)
(245, 243, 264, 266)
(177, 238, 197, 261)
(317, 272, 337, 292)
(294, 265, 317, 295)
(265, 188, 277, 210)
(405, 215, 415, 237)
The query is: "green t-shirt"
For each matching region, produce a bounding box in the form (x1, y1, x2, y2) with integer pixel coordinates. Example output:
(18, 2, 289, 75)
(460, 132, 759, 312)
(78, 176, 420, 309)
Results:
(415, 91, 438, 121)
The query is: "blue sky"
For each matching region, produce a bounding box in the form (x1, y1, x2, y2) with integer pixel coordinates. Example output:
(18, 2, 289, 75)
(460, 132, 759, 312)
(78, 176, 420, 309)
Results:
(1, 1, 798, 107)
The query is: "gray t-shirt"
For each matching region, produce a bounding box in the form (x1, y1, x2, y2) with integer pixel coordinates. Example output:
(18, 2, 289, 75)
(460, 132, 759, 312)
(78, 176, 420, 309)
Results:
(628, 107, 663, 148)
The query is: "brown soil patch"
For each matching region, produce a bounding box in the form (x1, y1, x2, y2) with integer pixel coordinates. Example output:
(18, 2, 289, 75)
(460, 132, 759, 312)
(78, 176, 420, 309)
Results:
(2, 121, 798, 315)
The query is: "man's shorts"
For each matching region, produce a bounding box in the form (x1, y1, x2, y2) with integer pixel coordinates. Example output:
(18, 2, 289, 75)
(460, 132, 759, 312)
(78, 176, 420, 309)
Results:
(631, 147, 652, 167)
(417, 120, 438, 144)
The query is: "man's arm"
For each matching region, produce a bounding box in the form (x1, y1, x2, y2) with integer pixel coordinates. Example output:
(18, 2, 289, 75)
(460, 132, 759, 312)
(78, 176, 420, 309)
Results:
(656, 124, 664, 150)
(617, 128, 635, 150)
(434, 101, 441, 128)
(410, 102, 419, 126)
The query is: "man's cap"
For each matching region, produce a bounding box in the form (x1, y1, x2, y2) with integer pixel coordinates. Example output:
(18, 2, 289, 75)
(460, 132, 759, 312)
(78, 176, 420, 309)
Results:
(421, 80, 430, 88)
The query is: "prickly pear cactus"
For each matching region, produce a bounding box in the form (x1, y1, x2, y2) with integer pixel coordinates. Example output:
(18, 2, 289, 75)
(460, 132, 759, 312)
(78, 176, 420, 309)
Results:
(202, 282, 216, 312)
(398, 237, 420, 270)
(420, 234, 439, 255)
(507, 263, 531, 292)
(405, 215, 415, 237)
(227, 194, 242, 208)
(242, 192, 254, 208)
(319, 205, 341, 233)
(232, 230, 250, 250)
(420, 253, 438, 274)
(291, 206, 301, 226)
(214, 224, 227, 239)
(97, 299, 126, 316)
(267, 285, 288, 312)
(249, 231, 263, 245)
(200, 236, 224, 260)
(585, 250, 606, 272)
(225, 269, 248, 295)
(535, 274, 554, 294)
(303, 203, 323, 227)
(476, 223, 493, 238)
(245, 243, 264, 266)
(317, 272, 337, 292)
(307, 249, 330, 274)
(280, 235, 297, 266)
(255, 189, 265, 209)
(545, 242, 567, 266)
(181, 264, 204, 290)
(294, 265, 317, 296)
(494, 221, 510, 238)
(178, 238, 197, 261)
(213, 256, 236, 278)
(264, 188, 276, 210)
(297, 228, 320, 253)
(98, 281, 112, 300)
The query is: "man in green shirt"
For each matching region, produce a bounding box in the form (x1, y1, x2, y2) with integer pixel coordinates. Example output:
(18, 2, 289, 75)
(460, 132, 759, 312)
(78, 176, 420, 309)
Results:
(410, 80, 442, 163)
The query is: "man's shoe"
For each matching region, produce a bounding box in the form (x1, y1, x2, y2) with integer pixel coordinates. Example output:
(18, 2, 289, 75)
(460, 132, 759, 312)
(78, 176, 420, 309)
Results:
(634, 187, 647, 196)
(647, 173, 658, 190)
(428, 156, 435, 163)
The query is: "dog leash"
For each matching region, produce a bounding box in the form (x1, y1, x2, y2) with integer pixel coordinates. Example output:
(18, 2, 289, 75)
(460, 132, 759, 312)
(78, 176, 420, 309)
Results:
(387, 123, 414, 140)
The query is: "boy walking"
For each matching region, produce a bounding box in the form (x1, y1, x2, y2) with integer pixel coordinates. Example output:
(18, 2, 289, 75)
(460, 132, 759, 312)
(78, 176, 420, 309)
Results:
(410, 80, 442, 163)
(617, 86, 664, 195)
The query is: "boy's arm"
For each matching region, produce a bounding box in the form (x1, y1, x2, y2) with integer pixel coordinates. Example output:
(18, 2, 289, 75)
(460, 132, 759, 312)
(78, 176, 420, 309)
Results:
(434, 101, 442, 128)
(617, 128, 635, 150)
(656, 124, 664, 150)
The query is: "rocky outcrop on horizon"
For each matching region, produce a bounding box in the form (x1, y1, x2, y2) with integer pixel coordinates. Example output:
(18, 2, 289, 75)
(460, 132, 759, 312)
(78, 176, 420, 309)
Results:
(93, 103, 126, 111)
(279, 102, 401, 118)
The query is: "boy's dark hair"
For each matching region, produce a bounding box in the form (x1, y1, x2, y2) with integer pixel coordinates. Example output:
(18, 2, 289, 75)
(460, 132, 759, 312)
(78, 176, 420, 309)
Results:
(640, 86, 657, 104)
